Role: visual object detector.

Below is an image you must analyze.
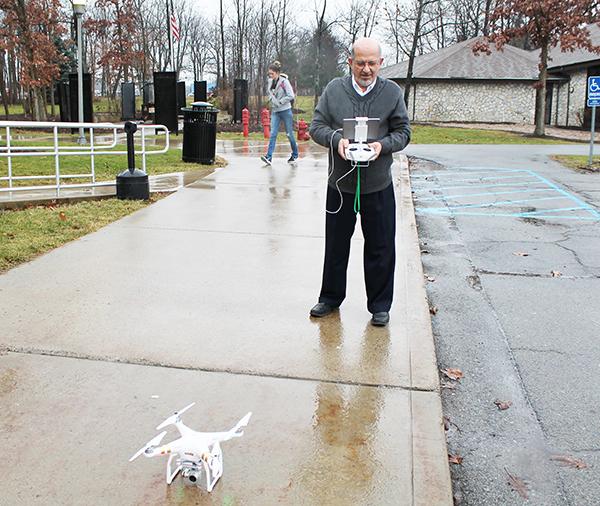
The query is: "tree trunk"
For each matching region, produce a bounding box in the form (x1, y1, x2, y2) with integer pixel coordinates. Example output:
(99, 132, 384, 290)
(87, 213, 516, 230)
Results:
(404, 0, 425, 106)
(50, 84, 56, 118)
(0, 50, 10, 117)
(220, 0, 226, 87)
(8, 50, 19, 103)
(313, 0, 327, 109)
(534, 42, 548, 137)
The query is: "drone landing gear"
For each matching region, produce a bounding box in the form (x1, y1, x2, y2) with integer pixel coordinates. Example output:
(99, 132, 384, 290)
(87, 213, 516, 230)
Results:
(205, 442, 223, 492)
(166, 443, 224, 492)
(166, 454, 181, 485)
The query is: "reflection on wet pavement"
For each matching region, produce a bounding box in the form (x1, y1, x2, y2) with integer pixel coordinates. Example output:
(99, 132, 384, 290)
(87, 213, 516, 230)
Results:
(0, 139, 452, 504)
(294, 316, 393, 504)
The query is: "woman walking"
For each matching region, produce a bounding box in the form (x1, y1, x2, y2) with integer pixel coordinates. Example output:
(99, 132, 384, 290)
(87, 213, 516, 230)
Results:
(260, 61, 299, 166)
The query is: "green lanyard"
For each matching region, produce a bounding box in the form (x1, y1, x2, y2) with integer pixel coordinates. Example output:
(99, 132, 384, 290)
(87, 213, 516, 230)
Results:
(353, 163, 362, 213)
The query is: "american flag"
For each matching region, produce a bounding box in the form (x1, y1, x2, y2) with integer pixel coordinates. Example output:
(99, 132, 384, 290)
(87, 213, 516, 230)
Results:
(171, 13, 180, 41)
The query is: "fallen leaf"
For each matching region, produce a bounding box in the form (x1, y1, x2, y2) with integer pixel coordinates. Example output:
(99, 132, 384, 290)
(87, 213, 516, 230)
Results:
(429, 305, 438, 315)
(448, 454, 463, 465)
(505, 468, 529, 499)
(551, 270, 562, 277)
(440, 380, 456, 390)
(441, 368, 464, 381)
(443, 416, 461, 432)
(58, 212, 66, 221)
(551, 455, 588, 469)
(494, 399, 512, 410)
(513, 251, 529, 257)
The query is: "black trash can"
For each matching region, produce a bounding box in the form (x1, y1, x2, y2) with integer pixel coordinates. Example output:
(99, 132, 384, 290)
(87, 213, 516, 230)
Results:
(182, 101, 219, 164)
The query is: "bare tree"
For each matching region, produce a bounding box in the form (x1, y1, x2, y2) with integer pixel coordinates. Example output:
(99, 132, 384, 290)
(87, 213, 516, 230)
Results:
(270, 0, 292, 60)
(477, 0, 600, 136)
(312, 0, 337, 107)
(219, 0, 226, 87)
(188, 16, 214, 80)
(339, 0, 380, 57)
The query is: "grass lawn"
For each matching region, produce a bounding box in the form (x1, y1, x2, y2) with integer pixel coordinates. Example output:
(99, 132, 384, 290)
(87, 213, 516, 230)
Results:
(0, 146, 226, 187)
(216, 124, 580, 144)
(0, 195, 166, 273)
(294, 95, 316, 123)
(551, 155, 600, 172)
(411, 125, 580, 144)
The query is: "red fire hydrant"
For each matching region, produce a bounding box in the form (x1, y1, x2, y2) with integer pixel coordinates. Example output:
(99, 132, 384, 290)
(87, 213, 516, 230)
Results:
(261, 108, 270, 139)
(297, 119, 310, 141)
(242, 107, 250, 138)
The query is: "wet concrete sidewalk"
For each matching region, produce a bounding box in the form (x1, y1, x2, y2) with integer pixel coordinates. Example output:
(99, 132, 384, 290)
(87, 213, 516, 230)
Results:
(0, 140, 451, 505)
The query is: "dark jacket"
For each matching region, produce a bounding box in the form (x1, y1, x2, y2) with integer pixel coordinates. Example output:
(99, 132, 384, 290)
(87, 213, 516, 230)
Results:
(309, 75, 411, 194)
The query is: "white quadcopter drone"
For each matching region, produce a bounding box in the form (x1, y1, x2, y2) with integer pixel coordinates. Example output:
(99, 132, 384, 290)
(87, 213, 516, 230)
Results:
(129, 403, 252, 492)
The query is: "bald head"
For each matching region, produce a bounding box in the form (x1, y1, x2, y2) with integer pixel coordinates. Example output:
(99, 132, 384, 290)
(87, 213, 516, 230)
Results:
(351, 38, 382, 59)
(348, 38, 384, 89)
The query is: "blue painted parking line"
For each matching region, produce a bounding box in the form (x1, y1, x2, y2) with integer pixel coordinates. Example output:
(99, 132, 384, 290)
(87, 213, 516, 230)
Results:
(443, 195, 568, 210)
(420, 209, 600, 220)
(413, 180, 542, 192)
(411, 169, 519, 178)
(412, 167, 600, 221)
(416, 188, 552, 201)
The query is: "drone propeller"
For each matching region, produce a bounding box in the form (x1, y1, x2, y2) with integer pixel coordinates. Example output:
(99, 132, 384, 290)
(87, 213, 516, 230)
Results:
(229, 412, 252, 438)
(129, 430, 167, 462)
(156, 402, 196, 430)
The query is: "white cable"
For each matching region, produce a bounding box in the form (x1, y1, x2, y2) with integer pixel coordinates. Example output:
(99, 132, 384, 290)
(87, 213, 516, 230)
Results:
(326, 128, 358, 215)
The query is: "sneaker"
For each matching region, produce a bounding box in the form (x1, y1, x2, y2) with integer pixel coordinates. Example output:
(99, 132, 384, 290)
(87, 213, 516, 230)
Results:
(287, 155, 298, 164)
(261, 155, 272, 166)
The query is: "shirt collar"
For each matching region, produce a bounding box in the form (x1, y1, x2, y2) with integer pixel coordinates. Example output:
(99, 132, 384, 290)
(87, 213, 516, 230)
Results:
(352, 76, 376, 96)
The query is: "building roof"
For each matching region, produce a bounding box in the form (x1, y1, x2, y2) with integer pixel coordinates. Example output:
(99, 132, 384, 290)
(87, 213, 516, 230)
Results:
(547, 24, 600, 70)
(380, 37, 539, 81)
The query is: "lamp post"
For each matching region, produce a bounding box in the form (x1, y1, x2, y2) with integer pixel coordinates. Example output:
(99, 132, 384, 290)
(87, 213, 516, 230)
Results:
(73, 0, 86, 144)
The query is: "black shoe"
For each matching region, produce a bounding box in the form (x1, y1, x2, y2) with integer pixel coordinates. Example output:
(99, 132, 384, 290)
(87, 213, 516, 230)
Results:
(371, 312, 390, 327)
(287, 154, 298, 164)
(260, 155, 272, 166)
(310, 302, 338, 317)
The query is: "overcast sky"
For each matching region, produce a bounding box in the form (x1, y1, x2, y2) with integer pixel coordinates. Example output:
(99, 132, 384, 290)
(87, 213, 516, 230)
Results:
(196, 0, 324, 27)
(194, 0, 397, 63)
(196, 0, 318, 26)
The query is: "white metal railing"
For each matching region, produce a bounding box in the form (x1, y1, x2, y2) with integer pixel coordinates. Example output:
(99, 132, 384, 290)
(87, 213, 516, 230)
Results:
(0, 120, 170, 192)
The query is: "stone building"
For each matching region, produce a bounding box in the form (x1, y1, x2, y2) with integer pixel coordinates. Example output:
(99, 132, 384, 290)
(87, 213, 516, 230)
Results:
(381, 25, 600, 128)
(380, 38, 540, 124)
(545, 24, 600, 129)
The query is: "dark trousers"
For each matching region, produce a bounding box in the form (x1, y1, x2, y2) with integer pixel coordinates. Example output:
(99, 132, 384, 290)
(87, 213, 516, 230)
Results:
(319, 183, 396, 313)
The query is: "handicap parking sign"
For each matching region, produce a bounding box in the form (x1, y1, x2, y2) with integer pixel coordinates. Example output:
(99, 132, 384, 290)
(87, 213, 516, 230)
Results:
(588, 76, 600, 107)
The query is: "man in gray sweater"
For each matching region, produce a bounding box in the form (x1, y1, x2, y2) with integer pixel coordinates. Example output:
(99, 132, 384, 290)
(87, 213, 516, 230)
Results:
(309, 37, 411, 326)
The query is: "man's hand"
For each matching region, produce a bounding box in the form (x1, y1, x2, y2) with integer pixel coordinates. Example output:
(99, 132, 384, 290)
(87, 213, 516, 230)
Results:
(338, 138, 350, 160)
(368, 141, 382, 160)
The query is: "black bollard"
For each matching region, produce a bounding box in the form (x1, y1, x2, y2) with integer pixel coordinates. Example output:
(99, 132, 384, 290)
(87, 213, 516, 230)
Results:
(116, 121, 150, 200)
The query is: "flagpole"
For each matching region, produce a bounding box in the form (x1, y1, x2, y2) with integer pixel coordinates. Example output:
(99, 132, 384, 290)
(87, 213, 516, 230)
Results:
(169, 0, 176, 73)
(166, 0, 174, 71)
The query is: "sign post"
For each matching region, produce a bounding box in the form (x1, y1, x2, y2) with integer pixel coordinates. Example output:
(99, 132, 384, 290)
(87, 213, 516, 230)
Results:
(587, 76, 600, 167)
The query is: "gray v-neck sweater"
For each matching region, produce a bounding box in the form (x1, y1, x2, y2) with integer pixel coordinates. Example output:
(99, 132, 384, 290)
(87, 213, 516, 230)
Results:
(309, 75, 411, 194)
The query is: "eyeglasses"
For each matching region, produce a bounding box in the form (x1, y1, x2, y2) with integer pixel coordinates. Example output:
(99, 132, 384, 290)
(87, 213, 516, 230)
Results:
(352, 59, 381, 69)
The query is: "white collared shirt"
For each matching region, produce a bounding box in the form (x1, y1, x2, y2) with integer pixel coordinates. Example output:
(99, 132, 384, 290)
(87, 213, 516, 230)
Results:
(352, 76, 376, 96)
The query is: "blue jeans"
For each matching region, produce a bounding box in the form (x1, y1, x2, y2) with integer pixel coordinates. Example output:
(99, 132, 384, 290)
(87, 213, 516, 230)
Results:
(266, 108, 298, 160)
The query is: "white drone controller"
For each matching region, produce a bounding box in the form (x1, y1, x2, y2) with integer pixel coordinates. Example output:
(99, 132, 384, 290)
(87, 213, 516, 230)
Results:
(129, 403, 252, 492)
(344, 117, 378, 163)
